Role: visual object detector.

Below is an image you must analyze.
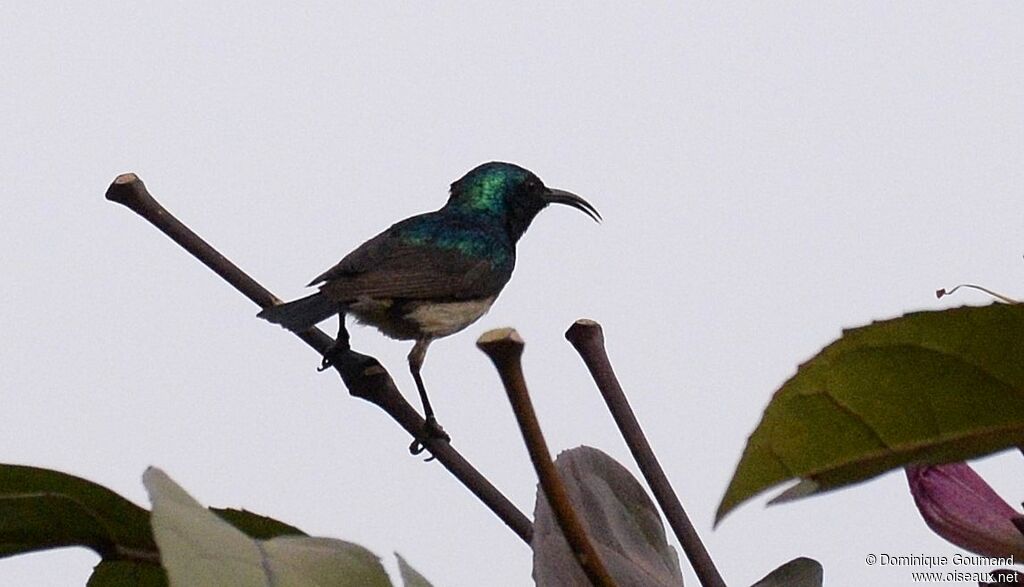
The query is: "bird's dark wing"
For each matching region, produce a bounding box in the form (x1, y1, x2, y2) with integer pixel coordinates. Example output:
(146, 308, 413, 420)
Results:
(310, 227, 509, 302)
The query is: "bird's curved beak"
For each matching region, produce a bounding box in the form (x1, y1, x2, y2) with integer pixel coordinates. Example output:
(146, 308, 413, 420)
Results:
(544, 188, 602, 223)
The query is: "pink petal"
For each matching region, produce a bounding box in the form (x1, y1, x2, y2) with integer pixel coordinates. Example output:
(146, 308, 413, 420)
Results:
(906, 462, 1024, 560)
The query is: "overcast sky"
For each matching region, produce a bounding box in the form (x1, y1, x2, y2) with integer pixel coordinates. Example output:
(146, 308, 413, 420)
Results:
(2, 3, 1023, 586)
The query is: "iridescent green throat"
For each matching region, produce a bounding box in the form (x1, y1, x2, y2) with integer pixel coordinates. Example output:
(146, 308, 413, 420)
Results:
(399, 216, 511, 265)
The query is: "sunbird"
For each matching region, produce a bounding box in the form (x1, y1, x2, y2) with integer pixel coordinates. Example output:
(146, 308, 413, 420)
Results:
(259, 162, 600, 449)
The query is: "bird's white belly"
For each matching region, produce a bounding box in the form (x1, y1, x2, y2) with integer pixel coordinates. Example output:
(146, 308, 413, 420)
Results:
(406, 296, 496, 337)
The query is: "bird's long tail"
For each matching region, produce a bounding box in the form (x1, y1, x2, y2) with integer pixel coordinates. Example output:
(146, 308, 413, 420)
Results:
(257, 292, 337, 332)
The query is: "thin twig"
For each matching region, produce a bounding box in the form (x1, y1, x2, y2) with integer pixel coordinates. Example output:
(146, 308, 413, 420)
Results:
(477, 328, 616, 587)
(105, 173, 533, 544)
(566, 319, 726, 587)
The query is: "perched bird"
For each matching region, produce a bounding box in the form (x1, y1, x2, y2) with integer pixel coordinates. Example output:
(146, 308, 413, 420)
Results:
(258, 162, 600, 449)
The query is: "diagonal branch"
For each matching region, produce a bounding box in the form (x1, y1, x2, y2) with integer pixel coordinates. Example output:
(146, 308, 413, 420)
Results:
(104, 173, 533, 544)
(478, 328, 616, 587)
(566, 319, 725, 587)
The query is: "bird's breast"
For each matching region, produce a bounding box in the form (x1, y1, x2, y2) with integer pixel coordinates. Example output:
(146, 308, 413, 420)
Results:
(348, 295, 497, 340)
(405, 296, 497, 337)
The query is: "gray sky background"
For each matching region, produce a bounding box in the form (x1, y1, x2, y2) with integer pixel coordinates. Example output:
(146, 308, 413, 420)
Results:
(2, 3, 1022, 586)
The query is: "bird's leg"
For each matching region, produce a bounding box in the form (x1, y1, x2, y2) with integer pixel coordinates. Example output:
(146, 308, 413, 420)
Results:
(409, 339, 436, 420)
(318, 311, 352, 372)
(408, 338, 450, 455)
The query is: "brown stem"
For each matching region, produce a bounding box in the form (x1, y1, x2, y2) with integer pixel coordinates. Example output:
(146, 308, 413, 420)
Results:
(105, 173, 533, 544)
(565, 319, 726, 587)
(477, 328, 616, 587)
(112, 545, 162, 565)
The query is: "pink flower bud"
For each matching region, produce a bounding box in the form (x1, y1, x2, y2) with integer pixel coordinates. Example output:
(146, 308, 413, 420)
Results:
(906, 462, 1024, 560)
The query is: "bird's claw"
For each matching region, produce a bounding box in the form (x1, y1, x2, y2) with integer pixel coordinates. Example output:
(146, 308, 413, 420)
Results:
(317, 343, 350, 372)
(409, 416, 450, 459)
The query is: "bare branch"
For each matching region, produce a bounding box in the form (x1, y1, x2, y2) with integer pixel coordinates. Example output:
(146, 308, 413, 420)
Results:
(105, 173, 533, 544)
(565, 319, 726, 587)
(478, 328, 616, 587)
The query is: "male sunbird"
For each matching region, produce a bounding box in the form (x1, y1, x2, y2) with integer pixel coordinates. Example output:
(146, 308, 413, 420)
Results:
(258, 162, 600, 450)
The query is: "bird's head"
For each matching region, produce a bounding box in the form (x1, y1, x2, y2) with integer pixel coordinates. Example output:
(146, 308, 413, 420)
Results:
(446, 162, 600, 242)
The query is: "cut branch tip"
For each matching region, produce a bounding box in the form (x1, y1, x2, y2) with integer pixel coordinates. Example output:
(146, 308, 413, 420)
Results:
(105, 173, 154, 211)
(565, 319, 603, 346)
(477, 327, 522, 345)
(476, 329, 524, 361)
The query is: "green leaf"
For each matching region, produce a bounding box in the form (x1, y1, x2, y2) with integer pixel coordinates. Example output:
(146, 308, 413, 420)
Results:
(718, 303, 1024, 523)
(87, 561, 168, 587)
(395, 553, 434, 587)
(0, 464, 315, 586)
(0, 464, 156, 559)
(211, 508, 306, 539)
(532, 446, 683, 587)
(751, 557, 823, 587)
(144, 467, 392, 587)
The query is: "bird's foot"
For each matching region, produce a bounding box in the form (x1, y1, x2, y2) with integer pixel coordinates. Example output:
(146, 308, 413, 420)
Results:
(409, 415, 450, 458)
(317, 342, 352, 372)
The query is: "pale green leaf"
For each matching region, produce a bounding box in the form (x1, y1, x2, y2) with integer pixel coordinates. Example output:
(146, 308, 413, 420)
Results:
(532, 446, 683, 587)
(395, 553, 433, 587)
(144, 467, 391, 587)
